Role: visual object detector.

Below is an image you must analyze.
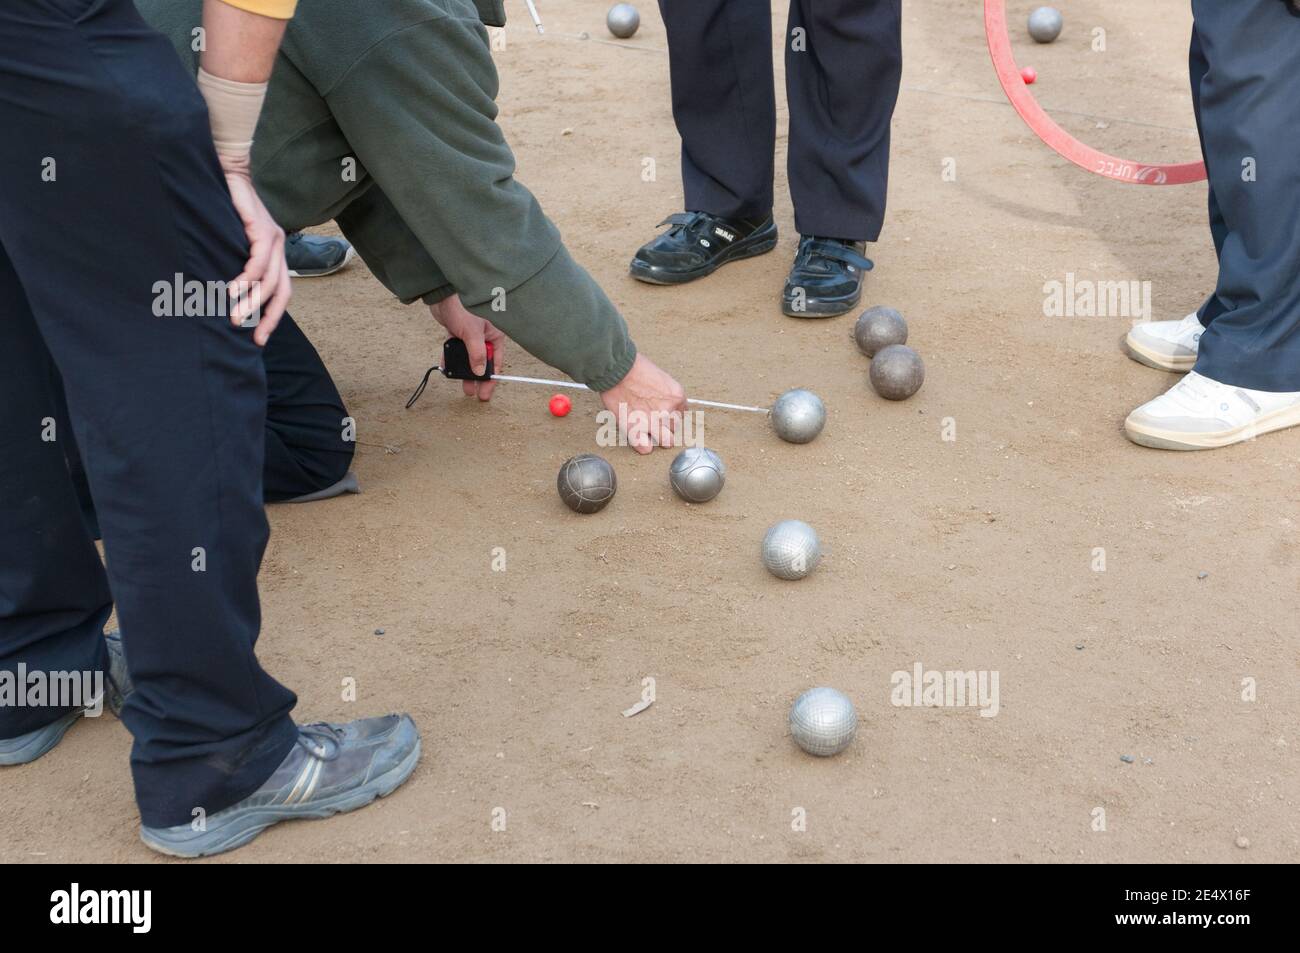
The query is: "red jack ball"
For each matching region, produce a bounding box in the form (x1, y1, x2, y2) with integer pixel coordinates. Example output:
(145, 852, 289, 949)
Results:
(1020, 66, 1037, 84)
(549, 394, 572, 417)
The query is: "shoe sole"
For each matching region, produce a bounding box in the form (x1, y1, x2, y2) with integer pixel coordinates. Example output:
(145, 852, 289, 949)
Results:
(1125, 403, 1300, 450)
(629, 229, 778, 285)
(781, 287, 863, 319)
(139, 737, 421, 858)
(289, 245, 355, 279)
(0, 710, 83, 766)
(1124, 331, 1196, 373)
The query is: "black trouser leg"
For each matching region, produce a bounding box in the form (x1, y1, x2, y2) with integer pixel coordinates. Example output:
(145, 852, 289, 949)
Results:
(0, 0, 297, 828)
(785, 0, 902, 241)
(0, 247, 111, 737)
(260, 315, 356, 502)
(658, 0, 776, 221)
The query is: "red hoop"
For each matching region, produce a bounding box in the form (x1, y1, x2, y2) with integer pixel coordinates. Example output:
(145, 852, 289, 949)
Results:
(984, 0, 1206, 185)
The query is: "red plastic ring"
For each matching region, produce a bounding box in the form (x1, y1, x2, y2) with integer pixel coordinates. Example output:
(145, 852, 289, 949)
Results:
(984, 0, 1206, 185)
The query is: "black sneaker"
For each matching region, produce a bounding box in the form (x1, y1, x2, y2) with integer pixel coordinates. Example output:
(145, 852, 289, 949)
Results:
(629, 212, 778, 285)
(285, 231, 355, 278)
(781, 236, 874, 317)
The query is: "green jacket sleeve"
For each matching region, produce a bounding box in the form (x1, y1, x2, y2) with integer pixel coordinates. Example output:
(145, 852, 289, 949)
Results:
(468, 245, 637, 393)
(325, 14, 636, 389)
(333, 181, 455, 305)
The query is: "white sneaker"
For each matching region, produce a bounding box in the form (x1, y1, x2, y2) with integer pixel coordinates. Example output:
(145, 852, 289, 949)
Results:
(1124, 312, 1203, 372)
(1125, 371, 1300, 450)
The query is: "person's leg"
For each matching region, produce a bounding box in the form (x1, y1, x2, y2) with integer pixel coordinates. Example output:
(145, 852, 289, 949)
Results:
(0, 0, 297, 825)
(1189, 23, 1227, 326)
(62, 312, 357, 520)
(1189, 0, 1300, 392)
(260, 314, 357, 503)
(658, 0, 775, 220)
(0, 243, 112, 743)
(1125, 0, 1300, 449)
(785, 0, 902, 242)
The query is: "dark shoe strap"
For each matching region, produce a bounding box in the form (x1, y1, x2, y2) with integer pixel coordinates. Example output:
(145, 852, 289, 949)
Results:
(798, 237, 874, 271)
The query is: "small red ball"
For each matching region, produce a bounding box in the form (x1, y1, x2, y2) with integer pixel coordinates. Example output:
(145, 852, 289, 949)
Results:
(548, 394, 572, 417)
(1020, 66, 1037, 84)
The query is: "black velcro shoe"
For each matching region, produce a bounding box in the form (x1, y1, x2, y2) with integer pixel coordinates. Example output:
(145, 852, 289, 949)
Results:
(781, 236, 874, 317)
(630, 211, 778, 285)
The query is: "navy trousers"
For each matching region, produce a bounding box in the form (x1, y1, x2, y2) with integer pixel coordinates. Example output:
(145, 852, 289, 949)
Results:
(658, 0, 902, 242)
(1190, 1, 1300, 391)
(62, 313, 357, 539)
(0, 0, 298, 828)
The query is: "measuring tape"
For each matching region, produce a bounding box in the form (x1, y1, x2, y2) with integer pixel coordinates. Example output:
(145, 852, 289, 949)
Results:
(984, 0, 1206, 185)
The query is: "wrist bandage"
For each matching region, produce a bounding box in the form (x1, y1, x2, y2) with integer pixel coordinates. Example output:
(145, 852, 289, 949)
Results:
(196, 67, 268, 164)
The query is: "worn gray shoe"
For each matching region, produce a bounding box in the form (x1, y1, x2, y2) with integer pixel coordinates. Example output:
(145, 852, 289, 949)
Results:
(0, 709, 84, 766)
(0, 630, 134, 766)
(139, 715, 421, 858)
(285, 231, 354, 278)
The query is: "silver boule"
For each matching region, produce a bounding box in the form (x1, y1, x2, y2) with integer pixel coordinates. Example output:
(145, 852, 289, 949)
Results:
(770, 388, 826, 444)
(606, 3, 640, 39)
(761, 519, 821, 580)
(853, 305, 908, 357)
(1027, 6, 1063, 43)
(668, 446, 726, 503)
(869, 344, 925, 400)
(557, 453, 617, 513)
(790, 687, 857, 757)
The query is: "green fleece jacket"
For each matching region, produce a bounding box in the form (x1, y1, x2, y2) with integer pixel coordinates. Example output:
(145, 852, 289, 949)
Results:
(137, 0, 636, 391)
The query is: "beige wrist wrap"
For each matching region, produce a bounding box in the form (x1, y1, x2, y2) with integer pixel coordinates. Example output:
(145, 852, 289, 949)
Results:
(196, 67, 268, 164)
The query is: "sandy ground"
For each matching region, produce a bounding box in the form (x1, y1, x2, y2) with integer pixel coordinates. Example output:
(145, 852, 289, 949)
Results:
(6, 0, 1298, 864)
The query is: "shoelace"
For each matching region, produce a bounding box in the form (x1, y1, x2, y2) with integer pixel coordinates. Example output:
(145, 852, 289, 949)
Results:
(297, 723, 344, 761)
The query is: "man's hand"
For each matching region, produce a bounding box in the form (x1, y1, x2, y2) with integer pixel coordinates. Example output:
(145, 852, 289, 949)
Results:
(200, 1, 294, 346)
(429, 293, 507, 400)
(222, 156, 290, 346)
(599, 354, 687, 454)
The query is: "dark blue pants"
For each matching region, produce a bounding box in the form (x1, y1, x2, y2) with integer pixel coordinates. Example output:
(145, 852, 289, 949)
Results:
(1190, 1, 1300, 391)
(0, 0, 298, 828)
(61, 313, 357, 538)
(658, 0, 902, 241)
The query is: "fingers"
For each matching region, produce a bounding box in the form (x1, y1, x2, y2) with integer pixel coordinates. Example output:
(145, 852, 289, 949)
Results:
(624, 407, 653, 454)
(655, 407, 679, 448)
(464, 328, 489, 377)
(252, 256, 291, 346)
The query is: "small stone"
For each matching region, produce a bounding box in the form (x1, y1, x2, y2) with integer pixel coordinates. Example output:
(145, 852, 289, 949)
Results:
(374, 627, 385, 636)
(1235, 836, 1250, 849)
(561, 128, 573, 137)
(1197, 571, 1209, 580)
(1075, 643, 1085, 651)
(1120, 754, 1135, 763)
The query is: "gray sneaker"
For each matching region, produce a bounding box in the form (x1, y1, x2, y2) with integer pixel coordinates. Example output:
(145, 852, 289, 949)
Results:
(0, 629, 134, 766)
(285, 231, 354, 278)
(139, 714, 421, 858)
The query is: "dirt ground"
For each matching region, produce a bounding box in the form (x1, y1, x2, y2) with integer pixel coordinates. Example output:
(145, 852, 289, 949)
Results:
(7, 0, 1298, 864)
